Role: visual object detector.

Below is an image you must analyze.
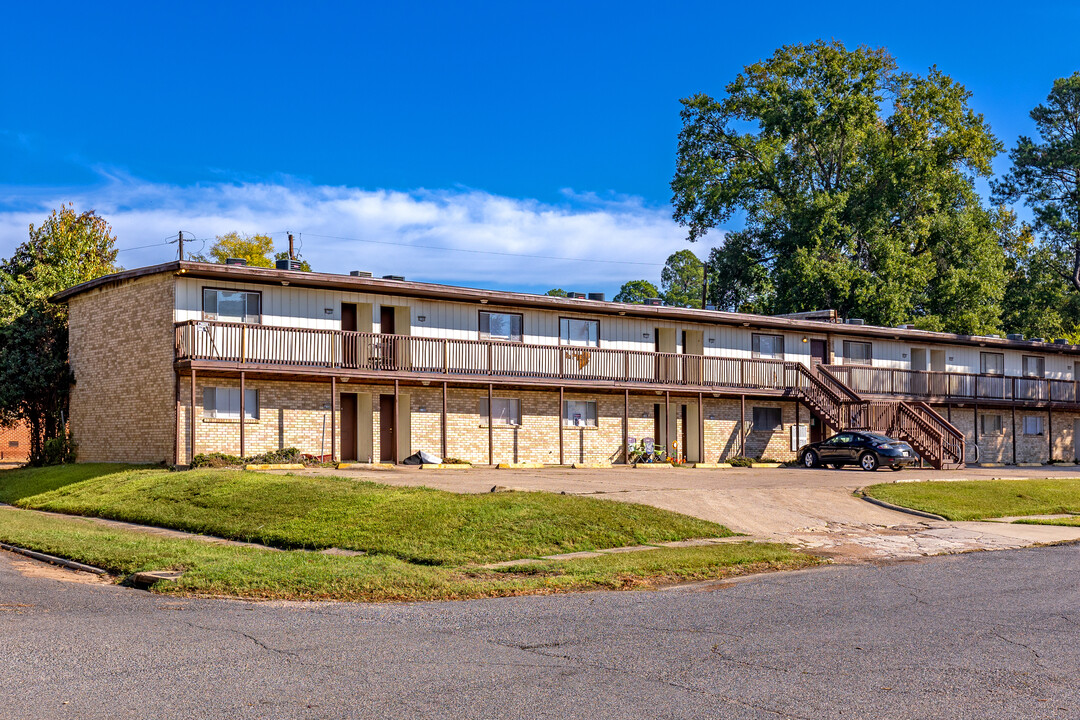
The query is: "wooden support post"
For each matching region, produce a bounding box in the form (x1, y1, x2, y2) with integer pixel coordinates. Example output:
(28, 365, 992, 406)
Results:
(795, 401, 800, 451)
(698, 391, 704, 464)
(239, 372, 246, 459)
(740, 393, 746, 457)
(330, 376, 336, 463)
(190, 368, 196, 465)
(1048, 409, 1053, 463)
(393, 379, 399, 465)
(623, 389, 630, 464)
(558, 386, 564, 465)
(488, 383, 494, 466)
(1012, 405, 1017, 464)
(665, 390, 671, 456)
(441, 382, 448, 459)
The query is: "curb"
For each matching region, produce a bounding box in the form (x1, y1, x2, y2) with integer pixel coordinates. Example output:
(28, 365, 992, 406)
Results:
(336, 462, 394, 470)
(419, 464, 472, 470)
(855, 489, 948, 521)
(497, 463, 545, 469)
(693, 463, 733, 469)
(245, 463, 305, 471)
(572, 462, 612, 469)
(0, 542, 109, 575)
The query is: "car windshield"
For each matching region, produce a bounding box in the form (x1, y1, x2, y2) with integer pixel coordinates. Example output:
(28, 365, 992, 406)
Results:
(864, 433, 896, 444)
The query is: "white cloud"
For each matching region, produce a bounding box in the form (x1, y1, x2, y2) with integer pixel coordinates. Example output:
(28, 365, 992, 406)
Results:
(0, 175, 719, 294)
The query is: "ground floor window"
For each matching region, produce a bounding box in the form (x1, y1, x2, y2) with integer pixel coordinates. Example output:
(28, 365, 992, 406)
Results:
(1022, 415, 1044, 436)
(480, 397, 521, 426)
(564, 400, 597, 427)
(979, 414, 1003, 436)
(752, 407, 782, 432)
(203, 387, 258, 419)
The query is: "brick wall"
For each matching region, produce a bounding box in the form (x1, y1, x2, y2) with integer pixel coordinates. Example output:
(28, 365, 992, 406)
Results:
(68, 274, 176, 463)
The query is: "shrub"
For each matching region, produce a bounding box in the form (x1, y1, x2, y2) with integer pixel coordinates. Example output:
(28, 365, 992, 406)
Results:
(726, 456, 754, 467)
(190, 452, 243, 469)
(41, 431, 77, 465)
(249, 448, 304, 465)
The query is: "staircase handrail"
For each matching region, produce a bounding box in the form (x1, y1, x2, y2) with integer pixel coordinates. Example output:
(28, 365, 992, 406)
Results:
(816, 365, 865, 402)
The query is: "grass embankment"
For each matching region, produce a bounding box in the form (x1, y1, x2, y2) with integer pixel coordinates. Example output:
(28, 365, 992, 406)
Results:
(0, 465, 818, 600)
(864, 478, 1080, 523)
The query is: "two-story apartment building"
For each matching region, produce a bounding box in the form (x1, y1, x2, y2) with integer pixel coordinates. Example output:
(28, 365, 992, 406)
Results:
(54, 261, 1080, 468)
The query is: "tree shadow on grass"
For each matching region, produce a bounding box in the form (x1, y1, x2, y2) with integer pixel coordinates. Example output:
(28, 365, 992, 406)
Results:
(0, 463, 148, 504)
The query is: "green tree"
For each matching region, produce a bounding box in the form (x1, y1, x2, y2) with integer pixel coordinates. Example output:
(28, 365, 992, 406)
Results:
(0, 206, 119, 463)
(660, 250, 703, 308)
(194, 232, 275, 267)
(545, 288, 569, 297)
(992, 72, 1080, 294)
(613, 279, 660, 304)
(673, 40, 1007, 333)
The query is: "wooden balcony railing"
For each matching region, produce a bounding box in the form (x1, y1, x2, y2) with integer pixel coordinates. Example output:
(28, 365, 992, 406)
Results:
(824, 364, 1079, 405)
(175, 320, 805, 391)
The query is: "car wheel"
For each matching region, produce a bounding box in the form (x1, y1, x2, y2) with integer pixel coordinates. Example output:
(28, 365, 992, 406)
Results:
(860, 453, 879, 471)
(801, 450, 819, 468)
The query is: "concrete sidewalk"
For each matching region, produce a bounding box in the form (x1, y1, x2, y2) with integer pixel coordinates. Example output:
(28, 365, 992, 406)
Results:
(282, 464, 1080, 561)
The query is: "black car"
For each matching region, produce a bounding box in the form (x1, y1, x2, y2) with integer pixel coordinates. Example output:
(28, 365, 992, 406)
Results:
(799, 432, 917, 471)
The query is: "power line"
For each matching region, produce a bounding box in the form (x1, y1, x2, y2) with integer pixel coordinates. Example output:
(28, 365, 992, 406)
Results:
(300, 232, 667, 267)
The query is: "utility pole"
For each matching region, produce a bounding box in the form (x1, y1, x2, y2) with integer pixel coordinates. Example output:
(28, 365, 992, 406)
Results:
(701, 256, 708, 309)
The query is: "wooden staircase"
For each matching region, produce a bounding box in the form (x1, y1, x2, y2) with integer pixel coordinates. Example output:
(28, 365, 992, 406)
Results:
(786, 363, 965, 469)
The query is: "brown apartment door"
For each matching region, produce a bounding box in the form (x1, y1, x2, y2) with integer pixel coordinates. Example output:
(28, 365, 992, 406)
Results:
(340, 393, 358, 461)
(341, 303, 358, 367)
(379, 394, 396, 462)
(379, 306, 396, 369)
(810, 339, 827, 367)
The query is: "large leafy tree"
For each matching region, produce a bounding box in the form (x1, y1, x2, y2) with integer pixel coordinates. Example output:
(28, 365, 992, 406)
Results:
(992, 72, 1080, 294)
(613, 279, 660, 304)
(193, 232, 275, 267)
(0, 206, 118, 462)
(660, 250, 704, 308)
(672, 40, 1007, 333)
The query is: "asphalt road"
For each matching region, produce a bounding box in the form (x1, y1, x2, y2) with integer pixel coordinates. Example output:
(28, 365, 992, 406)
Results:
(3, 547, 1080, 720)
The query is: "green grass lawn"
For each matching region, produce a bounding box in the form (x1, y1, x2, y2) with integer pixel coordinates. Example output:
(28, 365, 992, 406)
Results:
(0, 465, 818, 601)
(0, 464, 731, 565)
(863, 478, 1080, 521)
(0, 507, 816, 601)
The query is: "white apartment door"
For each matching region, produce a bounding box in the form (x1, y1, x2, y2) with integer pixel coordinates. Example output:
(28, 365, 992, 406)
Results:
(910, 348, 928, 396)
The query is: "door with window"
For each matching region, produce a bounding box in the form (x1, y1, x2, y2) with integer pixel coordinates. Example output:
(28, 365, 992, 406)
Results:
(200, 288, 261, 361)
(561, 318, 599, 379)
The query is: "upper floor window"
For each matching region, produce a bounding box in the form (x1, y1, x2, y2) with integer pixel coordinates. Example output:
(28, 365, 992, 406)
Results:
(752, 334, 785, 359)
(560, 318, 599, 347)
(843, 341, 872, 365)
(203, 289, 260, 324)
(1022, 355, 1045, 378)
(980, 352, 1004, 375)
(479, 311, 522, 342)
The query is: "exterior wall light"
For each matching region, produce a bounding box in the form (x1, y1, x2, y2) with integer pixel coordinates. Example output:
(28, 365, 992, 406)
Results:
(417, 315, 427, 322)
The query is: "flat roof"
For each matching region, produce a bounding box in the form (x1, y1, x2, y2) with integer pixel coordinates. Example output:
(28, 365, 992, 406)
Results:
(52, 261, 1080, 355)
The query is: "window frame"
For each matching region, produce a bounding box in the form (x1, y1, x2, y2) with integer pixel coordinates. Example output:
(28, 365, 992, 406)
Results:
(1022, 355, 1045, 378)
(979, 352, 1005, 376)
(751, 333, 785, 360)
(479, 397, 522, 426)
(559, 317, 600, 348)
(979, 414, 1003, 436)
(751, 406, 782, 432)
(201, 287, 262, 324)
(1022, 415, 1044, 436)
(478, 310, 523, 343)
(843, 340, 873, 366)
(202, 387, 259, 420)
(563, 399, 598, 427)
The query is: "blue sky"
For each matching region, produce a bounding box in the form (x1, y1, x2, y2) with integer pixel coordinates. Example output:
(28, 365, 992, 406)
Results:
(1, 1, 1077, 295)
